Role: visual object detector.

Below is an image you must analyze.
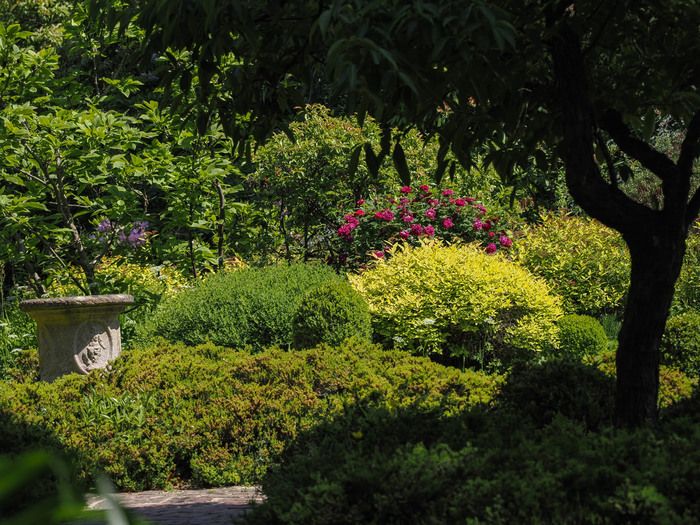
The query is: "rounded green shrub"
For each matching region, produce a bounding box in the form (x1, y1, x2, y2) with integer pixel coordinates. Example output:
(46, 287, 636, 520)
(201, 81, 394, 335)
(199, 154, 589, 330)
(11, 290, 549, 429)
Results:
(556, 314, 608, 360)
(515, 214, 630, 316)
(292, 280, 371, 348)
(351, 241, 563, 369)
(661, 312, 700, 375)
(144, 263, 343, 349)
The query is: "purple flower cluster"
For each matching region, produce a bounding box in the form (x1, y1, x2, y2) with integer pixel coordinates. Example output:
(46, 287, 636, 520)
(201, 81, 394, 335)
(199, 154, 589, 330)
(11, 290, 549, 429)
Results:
(95, 218, 151, 249)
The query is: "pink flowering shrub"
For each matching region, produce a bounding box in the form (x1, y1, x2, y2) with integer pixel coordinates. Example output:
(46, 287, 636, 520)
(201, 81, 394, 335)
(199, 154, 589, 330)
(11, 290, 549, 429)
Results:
(335, 185, 513, 268)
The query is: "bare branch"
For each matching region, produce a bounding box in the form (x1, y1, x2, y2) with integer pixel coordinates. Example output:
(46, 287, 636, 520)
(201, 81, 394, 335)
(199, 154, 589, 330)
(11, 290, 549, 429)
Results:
(599, 109, 678, 181)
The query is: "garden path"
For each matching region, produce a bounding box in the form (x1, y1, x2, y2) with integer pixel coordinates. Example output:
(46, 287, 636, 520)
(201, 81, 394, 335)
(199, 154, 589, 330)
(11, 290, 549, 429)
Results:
(85, 486, 264, 524)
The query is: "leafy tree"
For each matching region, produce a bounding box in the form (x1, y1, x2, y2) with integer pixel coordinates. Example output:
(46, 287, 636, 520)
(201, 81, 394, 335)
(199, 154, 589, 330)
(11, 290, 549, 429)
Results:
(89, 0, 700, 427)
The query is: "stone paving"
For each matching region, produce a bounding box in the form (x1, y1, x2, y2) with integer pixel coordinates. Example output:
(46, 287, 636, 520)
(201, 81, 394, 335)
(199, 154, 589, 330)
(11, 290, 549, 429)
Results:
(85, 487, 264, 525)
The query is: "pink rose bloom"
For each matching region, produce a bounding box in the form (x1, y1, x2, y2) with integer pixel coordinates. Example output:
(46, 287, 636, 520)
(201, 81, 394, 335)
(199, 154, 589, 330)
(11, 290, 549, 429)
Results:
(374, 209, 395, 221)
(485, 243, 497, 254)
(399, 197, 410, 205)
(455, 198, 466, 207)
(400, 186, 412, 194)
(424, 225, 435, 237)
(473, 219, 484, 231)
(483, 221, 492, 231)
(429, 198, 440, 206)
(337, 224, 353, 237)
(425, 208, 437, 219)
(465, 197, 476, 203)
(500, 235, 513, 248)
(373, 250, 385, 258)
(419, 184, 431, 192)
(399, 230, 410, 239)
(357, 198, 365, 206)
(403, 214, 415, 223)
(474, 203, 487, 214)
(442, 189, 454, 196)
(488, 231, 495, 238)
(355, 209, 366, 217)
(410, 223, 424, 235)
(442, 218, 454, 229)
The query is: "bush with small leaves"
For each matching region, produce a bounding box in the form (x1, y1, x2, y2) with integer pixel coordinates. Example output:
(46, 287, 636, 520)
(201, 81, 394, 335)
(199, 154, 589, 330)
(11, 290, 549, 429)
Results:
(661, 311, 700, 376)
(556, 314, 608, 360)
(292, 281, 371, 348)
(351, 241, 563, 369)
(144, 263, 343, 349)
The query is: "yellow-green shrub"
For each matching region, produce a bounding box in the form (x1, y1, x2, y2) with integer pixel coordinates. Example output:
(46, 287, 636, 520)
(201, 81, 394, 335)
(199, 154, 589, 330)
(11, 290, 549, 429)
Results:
(351, 241, 563, 367)
(514, 214, 630, 316)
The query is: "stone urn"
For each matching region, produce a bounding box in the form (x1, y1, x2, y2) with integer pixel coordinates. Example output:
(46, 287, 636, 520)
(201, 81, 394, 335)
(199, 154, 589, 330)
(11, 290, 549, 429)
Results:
(20, 294, 134, 382)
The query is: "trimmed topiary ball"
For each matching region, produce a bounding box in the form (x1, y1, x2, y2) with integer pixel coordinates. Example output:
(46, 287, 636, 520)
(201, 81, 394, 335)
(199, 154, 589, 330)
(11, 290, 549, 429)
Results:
(557, 314, 608, 360)
(661, 312, 700, 376)
(292, 280, 371, 348)
(144, 263, 343, 349)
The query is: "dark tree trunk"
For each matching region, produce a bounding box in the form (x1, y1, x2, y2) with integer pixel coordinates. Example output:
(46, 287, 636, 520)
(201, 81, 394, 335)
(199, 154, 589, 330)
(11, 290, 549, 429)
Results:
(549, 21, 700, 427)
(615, 233, 686, 426)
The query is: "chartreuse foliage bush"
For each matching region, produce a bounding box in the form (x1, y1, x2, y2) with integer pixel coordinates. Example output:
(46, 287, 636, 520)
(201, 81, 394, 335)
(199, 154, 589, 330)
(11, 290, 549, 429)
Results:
(292, 281, 371, 348)
(556, 314, 608, 360)
(661, 312, 700, 376)
(145, 263, 346, 349)
(0, 339, 500, 491)
(515, 214, 630, 316)
(351, 241, 562, 368)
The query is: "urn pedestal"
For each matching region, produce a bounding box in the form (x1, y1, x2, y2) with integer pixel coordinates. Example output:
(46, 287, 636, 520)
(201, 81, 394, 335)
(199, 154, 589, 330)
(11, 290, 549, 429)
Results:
(20, 294, 134, 382)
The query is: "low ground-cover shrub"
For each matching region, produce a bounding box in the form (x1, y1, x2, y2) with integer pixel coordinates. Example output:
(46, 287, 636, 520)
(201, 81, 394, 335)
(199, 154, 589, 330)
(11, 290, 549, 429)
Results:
(351, 241, 562, 369)
(556, 314, 608, 360)
(292, 281, 371, 348)
(661, 311, 700, 376)
(246, 363, 700, 525)
(515, 214, 630, 317)
(144, 263, 348, 349)
(0, 339, 500, 491)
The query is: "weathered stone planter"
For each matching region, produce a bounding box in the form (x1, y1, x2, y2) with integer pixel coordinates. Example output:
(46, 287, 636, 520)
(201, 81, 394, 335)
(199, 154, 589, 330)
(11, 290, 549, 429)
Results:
(20, 294, 134, 382)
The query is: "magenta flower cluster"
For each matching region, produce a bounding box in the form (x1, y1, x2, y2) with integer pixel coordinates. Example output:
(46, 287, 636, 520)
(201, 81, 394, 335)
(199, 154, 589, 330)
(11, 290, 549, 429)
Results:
(335, 184, 513, 268)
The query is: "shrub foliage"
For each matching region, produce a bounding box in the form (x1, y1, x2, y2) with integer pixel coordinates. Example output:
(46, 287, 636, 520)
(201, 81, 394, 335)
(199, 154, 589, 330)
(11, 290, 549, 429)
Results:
(145, 263, 344, 349)
(292, 281, 371, 348)
(515, 214, 630, 316)
(0, 339, 500, 491)
(556, 314, 608, 360)
(351, 241, 562, 368)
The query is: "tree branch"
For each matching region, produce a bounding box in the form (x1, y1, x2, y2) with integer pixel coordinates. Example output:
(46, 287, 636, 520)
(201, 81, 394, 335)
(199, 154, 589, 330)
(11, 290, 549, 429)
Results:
(550, 24, 658, 234)
(678, 111, 700, 177)
(599, 109, 678, 181)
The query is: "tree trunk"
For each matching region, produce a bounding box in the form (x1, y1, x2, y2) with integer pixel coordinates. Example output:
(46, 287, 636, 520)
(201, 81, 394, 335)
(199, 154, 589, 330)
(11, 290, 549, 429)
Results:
(615, 233, 686, 427)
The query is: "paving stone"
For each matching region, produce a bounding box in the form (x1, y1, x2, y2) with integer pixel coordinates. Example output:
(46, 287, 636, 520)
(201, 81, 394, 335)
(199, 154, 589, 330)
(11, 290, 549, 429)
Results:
(84, 486, 264, 525)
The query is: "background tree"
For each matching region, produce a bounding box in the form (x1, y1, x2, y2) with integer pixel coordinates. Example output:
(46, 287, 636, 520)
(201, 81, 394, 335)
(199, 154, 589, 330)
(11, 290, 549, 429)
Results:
(88, 0, 699, 427)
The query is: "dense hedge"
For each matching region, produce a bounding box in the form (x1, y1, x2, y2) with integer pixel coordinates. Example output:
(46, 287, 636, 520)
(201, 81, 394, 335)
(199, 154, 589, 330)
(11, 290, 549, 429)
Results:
(0, 339, 500, 491)
(351, 241, 562, 369)
(144, 263, 348, 349)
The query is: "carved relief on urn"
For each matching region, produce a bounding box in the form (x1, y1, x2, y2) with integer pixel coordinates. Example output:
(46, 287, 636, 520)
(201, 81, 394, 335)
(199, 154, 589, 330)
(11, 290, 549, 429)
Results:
(21, 294, 133, 381)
